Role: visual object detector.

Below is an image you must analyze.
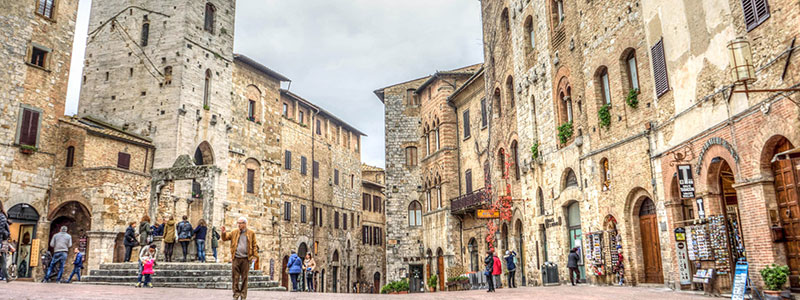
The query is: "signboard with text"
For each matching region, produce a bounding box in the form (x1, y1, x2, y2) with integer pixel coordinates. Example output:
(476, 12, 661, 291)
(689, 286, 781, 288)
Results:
(731, 262, 748, 300)
(477, 209, 499, 219)
(678, 165, 696, 198)
(676, 241, 691, 285)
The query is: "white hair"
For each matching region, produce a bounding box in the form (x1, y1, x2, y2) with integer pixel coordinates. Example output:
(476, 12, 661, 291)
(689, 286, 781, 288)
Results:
(238, 216, 248, 224)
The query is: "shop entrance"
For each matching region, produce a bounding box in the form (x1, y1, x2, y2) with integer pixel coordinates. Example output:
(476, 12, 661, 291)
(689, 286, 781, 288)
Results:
(638, 197, 663, 283)
(7, 203, 39, 278)
(567, 201, 584, 281)
(48, 201, 90, 277)
(409, 264, 424, 293)
(770, 138, 800, 288)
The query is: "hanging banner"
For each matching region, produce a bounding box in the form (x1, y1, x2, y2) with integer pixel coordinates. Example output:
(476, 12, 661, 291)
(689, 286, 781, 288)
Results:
(731, 262, 748, 300)
(30, 239, 40, 267)
(696, 198, 706, 219)
(676, 241, 691, 285)
(678, 164, 696, 198)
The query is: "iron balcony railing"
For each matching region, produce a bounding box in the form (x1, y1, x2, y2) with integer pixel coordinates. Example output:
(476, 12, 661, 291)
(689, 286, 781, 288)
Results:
(450, 188, 489, 214)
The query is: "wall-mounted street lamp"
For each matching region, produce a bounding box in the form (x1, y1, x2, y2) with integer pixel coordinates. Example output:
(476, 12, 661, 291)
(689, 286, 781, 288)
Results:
(726, 37, 799, 100)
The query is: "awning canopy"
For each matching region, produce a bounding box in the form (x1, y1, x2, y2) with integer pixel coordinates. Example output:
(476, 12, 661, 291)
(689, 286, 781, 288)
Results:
(772, 147, 800, 163)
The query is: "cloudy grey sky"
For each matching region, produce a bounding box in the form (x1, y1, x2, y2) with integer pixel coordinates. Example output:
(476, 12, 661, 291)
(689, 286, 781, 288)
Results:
(65, 0, 485, 168)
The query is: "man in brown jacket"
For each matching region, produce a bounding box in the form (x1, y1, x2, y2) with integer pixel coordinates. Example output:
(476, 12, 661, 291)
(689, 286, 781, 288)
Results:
(221, 216, 258, 300)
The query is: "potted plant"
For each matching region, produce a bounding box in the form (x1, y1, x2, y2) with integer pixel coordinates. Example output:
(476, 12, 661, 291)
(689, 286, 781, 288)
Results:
(20, 145, 37, 154)
(760, 264, 790, 296)
(557, 122, 573, 144)
(397, 279, 409, 294)
(427, 274, 438, 292)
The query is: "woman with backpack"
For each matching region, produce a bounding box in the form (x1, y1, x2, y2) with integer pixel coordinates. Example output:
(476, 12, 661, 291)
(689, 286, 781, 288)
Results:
(176, 216, 193, 262)
(139, 215, 153, 246)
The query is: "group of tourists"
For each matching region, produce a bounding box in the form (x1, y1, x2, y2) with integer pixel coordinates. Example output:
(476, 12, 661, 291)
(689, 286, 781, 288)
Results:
(484, 249, 518, 292)
(286, 251, 316, 292)
(124, 215, 220, 264)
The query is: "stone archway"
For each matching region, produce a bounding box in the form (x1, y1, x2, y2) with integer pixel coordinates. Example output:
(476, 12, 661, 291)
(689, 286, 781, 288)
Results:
(7, 204, 40, 278)
(765, 136, 800, 287)
(48, 201, 91, 279)
(149, 154, 221, 229)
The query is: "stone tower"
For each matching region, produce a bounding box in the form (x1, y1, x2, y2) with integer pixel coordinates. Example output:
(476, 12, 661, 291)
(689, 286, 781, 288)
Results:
(78, 0, 236, 222)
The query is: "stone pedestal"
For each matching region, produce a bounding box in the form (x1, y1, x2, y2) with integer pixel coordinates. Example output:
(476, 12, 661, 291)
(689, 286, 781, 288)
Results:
(87, 231, 119, 272)
(154, 236, 214, 262)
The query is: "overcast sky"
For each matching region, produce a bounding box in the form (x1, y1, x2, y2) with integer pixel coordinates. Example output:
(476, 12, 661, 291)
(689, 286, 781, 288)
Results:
(65, 0, 484, 168)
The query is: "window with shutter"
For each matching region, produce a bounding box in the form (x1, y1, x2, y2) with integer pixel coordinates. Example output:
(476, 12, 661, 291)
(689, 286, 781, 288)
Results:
(362, 226, 366, 244)
(465, 170, 473, 193)
(650, 39, 670, 97)
(373, 196, 379, 213)
(741, 0, 770, 31)
(301, 205, 307, 223)
(301, 156, 307, 175)
(343, 213, 347, 230)
(285, 150, 292, 170)
(334, 169, 339, 185)
(284, 202, 291, 221)
(18, 108, 41, 147)
(480, 99, 488, 128)
(246, 169, 255, 193)
(66, 146, 75, 167)
(463, 110, 471, 138)
(117, 152, 131, 170)
(36, 0, 55, 19)
(334, 211, 339, 229)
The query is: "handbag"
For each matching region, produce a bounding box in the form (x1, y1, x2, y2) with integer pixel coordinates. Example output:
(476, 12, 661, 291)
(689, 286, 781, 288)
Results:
(0, 241, 9, 253)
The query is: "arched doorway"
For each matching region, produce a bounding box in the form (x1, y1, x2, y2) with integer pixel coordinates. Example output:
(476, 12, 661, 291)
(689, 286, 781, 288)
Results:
(332, 250, 339, 293)
(769, 137, 800, 287)
(638, 197, 663, 283)
(468, 238, 478, 272)
(298, 243, 308, 291)
(425, 248, 432, 284)
(566, 201, 583, 281)
(515, 219, 525, 286)
(281, 255, 289, 290)
(48, 201, 90, 278)
(7, 204, 39, 278)
(436, 248, 445, 291)
(501, 223, 509, 253)
(373, 272, 381, 294)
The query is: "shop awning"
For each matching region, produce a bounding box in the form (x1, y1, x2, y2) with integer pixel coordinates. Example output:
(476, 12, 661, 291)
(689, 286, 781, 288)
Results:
(772, 147, 800, 163)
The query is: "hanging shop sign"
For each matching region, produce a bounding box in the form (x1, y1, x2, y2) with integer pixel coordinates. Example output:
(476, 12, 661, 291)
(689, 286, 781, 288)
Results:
(30, 239, 40, 267)
(676, 241, 691, 285)
(477, 209, 499, 219)
(696, 198, 706, 219)
(675, 227, 686, 241)
(544, 217, 563, 228)
(677, 165, 696, 198)
(731, 261, 748, 300)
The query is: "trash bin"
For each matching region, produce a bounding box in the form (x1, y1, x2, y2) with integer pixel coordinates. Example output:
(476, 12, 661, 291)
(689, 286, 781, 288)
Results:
(541, 262, 559, 285)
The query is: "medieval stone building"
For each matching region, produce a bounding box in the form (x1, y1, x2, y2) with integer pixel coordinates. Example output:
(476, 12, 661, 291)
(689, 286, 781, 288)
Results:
(360, 164, 386, 293)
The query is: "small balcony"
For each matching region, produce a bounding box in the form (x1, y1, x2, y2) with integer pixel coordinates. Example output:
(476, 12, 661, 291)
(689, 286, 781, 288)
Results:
(450, 188, 489, 215)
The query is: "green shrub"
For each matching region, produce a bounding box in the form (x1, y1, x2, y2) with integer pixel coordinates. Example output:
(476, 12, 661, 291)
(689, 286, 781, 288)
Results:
(531, 142, 540, 160)
(761, 264, 790, 291)
(203, 104, 210, 111)
(20, 145, 38, 152)
(427, 274, 438, 289)
(381, 279, 410, 294)
(447, 275, 469, 282)
(598, 104, 611, 129)
(557, 122, 573, 144)
(625, 88, 639, 108)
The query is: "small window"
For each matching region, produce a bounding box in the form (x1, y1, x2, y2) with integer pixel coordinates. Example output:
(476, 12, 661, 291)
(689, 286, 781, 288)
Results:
(373, 196, 381, 213)
(30, 46, 49, 68)
(317, 207, 323, 227)
(405, 146, 418, 167)
(362, 226, 367, 244)
(65, 146, 75, 167)
(525, 16, 535, 51)
(248, 100, 256, 120)
(465, 169, 473, 193)
(313, 160, 319, 178)
(140, 21, 150, 47)
(334, 211, 340, 229)
(284, 150, 292, 170)
(36, 0, 55, 19)
(741, 0, 770, 31)
(556, 0, 565, 24)
(406, 89, 419, 106)
(282, 103, 289, 117)
(626, 51, 639, 91)
(408, 201, 422, 226)
(246, 169, 255, 193)
(117, 152, 131, 170)
(301, 205, 307, 223)
(334, 169, 339, 185)
(284, 202, 292, 221)
(17, 107, 41, 147)
(316, 119, 322, 135)
(204, 3, 216, 34)
(598, 67, 611, 105)
(506, 76, 515, 107)
(480, 98, 488, 127)
(163, 66, 173, 85)
(300, 156, 307, 175)
(203, 69, 212, 107)
(299, 110, 305, 125)
(343, 213, 348, 230)
(463, 110, 471, 138)
(601, 158, 611, 191)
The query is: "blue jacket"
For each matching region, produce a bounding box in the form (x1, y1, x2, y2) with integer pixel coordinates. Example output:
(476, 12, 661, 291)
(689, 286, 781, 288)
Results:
(73, 252, 84, 267)
(504, 252, 516, 271)
(193, 225, 207, 240)
(287, 254, 303, 274)
(177, 221, 193, 240)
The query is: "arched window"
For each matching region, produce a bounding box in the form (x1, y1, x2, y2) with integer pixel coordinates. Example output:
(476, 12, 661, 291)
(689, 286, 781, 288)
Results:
(140, 16, 150, 47)
(65, 146, 75, 167)
(493, 88, 502, 118)
(203, 69, 212, 108)
(498, 148, 506, 178)
(245, 158, 260, 194)
(436, 175, 443, 209)
(423, 124, 431, 156)
(506, 76, 515, 107)
(425, 181, 432, 211)
(468, 238, 478, 272)
(563, 168, 578, 190)
(204, 3, 216, 34)
(557, 77, 573, 124)
(622, 49, 639, 91)
(163, 66, 173, 85)
(405, 146, 418, 167)
(596, 66, 611, 105)
(639, 198, 656, 216)
(194, 142, 214, 165)
(408, 201, 422, 226)
(511, 140, 520, 180)
(501, 8, 510, 33)
(524, 16, 535, 52)
(600, 158, 610, 191)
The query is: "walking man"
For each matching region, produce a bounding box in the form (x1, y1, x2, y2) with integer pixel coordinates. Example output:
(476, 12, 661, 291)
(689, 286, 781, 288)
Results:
(484, 250, 495, 292)
(45, 226, 72, 283)
(221, 216, 258, 300)
(567, 247, 581, 286)
(504, 250, 517, 288)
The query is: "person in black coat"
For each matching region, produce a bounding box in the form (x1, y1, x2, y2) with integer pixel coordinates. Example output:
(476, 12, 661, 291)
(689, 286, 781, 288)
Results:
(484, 250, 495, 292)
(192, 219, 208, 262)
(123, 222, 137, 262)
(0, 201, 11, 282)
(567, 247, 581, 286)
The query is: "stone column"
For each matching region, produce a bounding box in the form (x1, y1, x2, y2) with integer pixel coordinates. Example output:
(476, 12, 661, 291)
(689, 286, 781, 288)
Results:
(87, 231, 119, 271)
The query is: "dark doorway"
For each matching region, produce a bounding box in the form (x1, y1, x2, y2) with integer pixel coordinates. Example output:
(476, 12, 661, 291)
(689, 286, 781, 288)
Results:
(281, 256, 289, 290)
(373, 272, 381, 294)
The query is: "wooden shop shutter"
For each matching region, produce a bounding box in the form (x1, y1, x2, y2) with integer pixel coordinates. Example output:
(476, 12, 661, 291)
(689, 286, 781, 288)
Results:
(741, 0, 770, 31)
(650, 39, 670, 97)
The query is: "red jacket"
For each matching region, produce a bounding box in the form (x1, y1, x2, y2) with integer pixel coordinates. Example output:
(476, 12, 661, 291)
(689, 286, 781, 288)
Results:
(492, 256, 502, 275)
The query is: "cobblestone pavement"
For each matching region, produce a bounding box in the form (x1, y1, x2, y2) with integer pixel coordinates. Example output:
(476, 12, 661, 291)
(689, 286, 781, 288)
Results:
(3, 282, 713, 299)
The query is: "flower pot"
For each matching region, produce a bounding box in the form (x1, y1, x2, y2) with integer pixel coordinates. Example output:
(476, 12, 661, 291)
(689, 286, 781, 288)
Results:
(763, 290, 781, 296)
(398, 291, 408, 294)
(20, 148, 34, 154)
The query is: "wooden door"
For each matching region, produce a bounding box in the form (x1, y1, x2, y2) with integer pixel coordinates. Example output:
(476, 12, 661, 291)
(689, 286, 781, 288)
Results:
(281, 256, 289, 290)
(437, 256, 445, 291)
(373, 273, 381, 294)
(773, 140, 800, 288)
(639, 198, 663, 283)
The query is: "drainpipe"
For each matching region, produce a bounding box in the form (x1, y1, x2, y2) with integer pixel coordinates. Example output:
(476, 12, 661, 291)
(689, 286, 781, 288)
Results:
(311, 108, 320, 253)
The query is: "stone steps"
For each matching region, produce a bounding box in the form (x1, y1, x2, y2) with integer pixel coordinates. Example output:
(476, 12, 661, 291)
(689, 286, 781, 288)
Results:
(79, 262, 285, 291)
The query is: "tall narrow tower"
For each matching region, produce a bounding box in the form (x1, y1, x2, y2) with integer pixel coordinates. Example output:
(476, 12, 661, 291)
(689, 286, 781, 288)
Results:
(78, 0, 237, 222)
